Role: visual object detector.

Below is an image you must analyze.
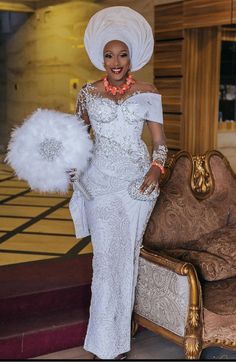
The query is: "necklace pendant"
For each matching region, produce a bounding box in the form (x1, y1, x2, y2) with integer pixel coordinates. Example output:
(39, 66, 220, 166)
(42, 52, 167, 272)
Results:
(111, 87, 117, 95)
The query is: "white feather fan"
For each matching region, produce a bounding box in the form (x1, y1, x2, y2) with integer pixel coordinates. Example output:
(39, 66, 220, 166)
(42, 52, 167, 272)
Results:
(5, 109, 93, 193)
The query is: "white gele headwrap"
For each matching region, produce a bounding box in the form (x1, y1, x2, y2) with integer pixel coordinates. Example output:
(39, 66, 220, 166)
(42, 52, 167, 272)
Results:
(84, 6, 154, 72)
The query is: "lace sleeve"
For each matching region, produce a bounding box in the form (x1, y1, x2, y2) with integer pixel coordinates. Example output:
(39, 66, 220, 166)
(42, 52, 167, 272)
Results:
(75, 85, 90, 125)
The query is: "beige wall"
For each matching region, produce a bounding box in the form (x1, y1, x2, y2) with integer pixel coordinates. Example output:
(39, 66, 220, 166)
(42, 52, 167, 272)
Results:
(217, 131, 236, 172)
(2, 1, 103, 150)
(1, 0, 154, 150)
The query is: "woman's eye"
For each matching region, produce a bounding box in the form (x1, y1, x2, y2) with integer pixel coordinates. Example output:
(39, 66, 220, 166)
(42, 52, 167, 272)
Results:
(120, 53, 128, 57)
(104, 54, 112, 58)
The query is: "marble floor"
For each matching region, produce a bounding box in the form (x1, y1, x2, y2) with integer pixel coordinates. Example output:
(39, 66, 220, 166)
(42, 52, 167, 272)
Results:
(34, 329, 186, 360)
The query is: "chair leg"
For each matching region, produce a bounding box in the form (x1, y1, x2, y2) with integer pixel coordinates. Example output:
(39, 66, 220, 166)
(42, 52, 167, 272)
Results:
(131, 317, 139, 338)
(184, 336, 202, 360)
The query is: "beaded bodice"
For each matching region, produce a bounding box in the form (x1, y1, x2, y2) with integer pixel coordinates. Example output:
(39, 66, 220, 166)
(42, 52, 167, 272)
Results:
(76, 84, 163, 195)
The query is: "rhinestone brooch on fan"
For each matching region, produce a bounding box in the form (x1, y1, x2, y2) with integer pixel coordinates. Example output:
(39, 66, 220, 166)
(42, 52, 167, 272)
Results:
(103, 74, 135, 96)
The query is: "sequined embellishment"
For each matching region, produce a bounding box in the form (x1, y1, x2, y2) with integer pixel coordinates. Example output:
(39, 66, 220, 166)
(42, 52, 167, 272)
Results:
(128, 177, 160, 201)
(39, 137, 64, 161)
(93, 135, 150, 177)
(152, 144, 168, 166)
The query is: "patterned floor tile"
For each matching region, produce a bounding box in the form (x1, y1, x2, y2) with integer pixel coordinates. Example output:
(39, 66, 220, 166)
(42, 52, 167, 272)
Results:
(0, 216, 30, 231)
(5, 196, 66, 207)
(24, 219, 75, 235)
(0, 205, 48, 217)
(0, 233, 79, 254)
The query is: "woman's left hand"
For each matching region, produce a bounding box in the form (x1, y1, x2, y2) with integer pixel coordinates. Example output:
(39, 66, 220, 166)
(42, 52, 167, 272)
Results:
(139, 165, 161, 195)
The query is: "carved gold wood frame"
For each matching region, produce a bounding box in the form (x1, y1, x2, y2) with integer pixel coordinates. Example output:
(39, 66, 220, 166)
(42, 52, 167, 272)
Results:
(133, 248, 203, 359)
(160, 149, 236, 200)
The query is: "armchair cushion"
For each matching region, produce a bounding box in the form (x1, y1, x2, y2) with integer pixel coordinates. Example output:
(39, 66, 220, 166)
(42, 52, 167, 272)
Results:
(162, 224, 236, 281)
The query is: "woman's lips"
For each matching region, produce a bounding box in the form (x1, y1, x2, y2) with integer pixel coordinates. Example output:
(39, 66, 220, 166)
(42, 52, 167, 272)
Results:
(111, 67, 123, 74)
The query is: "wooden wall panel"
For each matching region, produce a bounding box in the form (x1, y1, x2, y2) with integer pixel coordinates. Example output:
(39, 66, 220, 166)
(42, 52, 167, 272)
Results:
(233, 0, 236, 23)
(163, 114, 181, 149)
(183, 27, 221, 154)
(154, 0, 233, 154)
(154, 0, 181, 5)
(155, 29, 184, 41)
(154, 2, 184, 151)
(221, 27, 236, 41)
(155, 1, 183, 33)
(154, 40, 183, 77)
(184, 0, 232, 28)
(155, 78, 182, 113)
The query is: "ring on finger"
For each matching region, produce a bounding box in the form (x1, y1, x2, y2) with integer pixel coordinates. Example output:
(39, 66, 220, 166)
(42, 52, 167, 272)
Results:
(150, 183, 158, 188)
(146, 184, 155, 192)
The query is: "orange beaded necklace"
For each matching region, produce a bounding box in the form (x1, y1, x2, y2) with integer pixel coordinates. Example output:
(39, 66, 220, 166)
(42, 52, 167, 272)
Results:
(103, 74, 135, 96)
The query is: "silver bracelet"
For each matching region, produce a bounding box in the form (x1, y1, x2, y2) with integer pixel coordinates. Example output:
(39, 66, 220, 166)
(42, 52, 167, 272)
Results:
(152, 144, 168, 166)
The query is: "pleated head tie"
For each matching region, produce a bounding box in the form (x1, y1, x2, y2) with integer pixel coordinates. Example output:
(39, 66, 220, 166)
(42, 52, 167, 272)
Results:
(84, 6, 154, 72)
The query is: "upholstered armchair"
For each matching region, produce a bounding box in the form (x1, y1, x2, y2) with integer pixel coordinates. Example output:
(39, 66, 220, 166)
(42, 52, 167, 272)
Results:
(133, 150, 236, 359)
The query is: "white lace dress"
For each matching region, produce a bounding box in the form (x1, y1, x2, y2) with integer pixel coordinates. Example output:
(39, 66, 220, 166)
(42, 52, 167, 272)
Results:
(69, 84, 163, 359)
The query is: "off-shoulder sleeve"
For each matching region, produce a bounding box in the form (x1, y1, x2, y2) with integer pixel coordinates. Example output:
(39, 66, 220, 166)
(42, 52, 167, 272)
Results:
(127, 92, 163, 124)
(145, 93, 163, 123)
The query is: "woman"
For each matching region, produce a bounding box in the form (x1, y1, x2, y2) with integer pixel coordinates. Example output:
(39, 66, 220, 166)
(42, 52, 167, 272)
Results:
(68, 6, 167, 360)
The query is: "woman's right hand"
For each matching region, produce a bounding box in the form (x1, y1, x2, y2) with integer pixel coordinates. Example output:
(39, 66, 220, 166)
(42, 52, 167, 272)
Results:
(139, 165, 161, 195)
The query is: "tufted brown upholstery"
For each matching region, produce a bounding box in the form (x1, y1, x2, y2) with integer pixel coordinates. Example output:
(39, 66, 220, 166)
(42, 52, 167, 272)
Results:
(163, 224, 236, 281)
(143, 154, 236, 250)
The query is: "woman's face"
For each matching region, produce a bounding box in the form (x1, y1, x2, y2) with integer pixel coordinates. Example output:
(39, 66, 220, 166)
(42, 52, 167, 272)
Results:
(103, 40, 131, 84)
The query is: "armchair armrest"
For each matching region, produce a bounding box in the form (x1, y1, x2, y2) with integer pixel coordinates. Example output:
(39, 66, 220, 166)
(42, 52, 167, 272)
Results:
(140, 247, 202, 312)
(133, 247, 203, 359)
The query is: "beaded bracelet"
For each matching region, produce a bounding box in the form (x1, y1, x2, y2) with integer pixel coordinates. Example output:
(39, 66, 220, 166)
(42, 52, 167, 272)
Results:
(151, 144, 168, 174)
(151, 160, 165, 174)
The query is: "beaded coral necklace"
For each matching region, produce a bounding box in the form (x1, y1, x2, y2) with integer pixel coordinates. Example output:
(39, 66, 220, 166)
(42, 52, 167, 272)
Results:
(103, 74, 135, 96)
